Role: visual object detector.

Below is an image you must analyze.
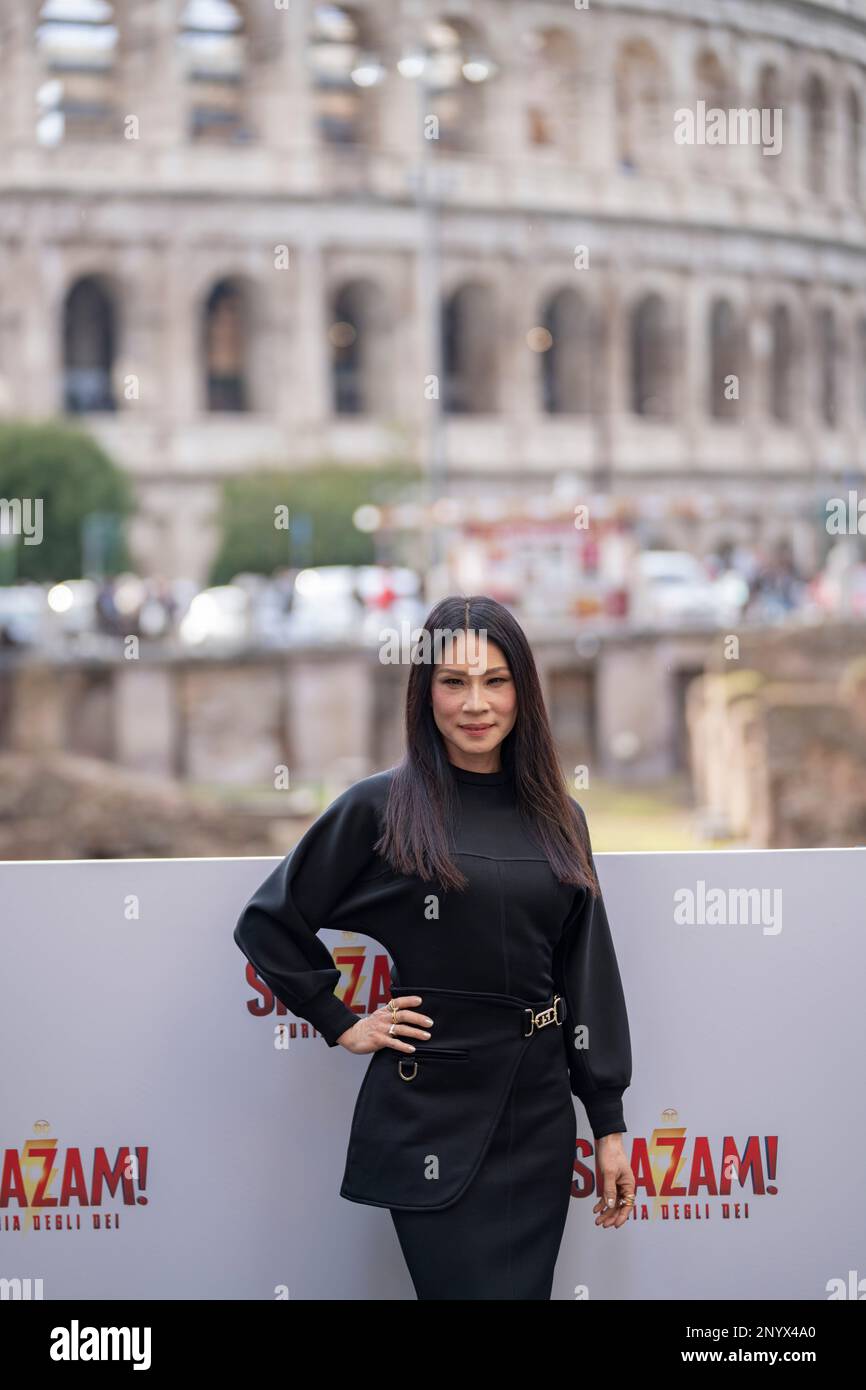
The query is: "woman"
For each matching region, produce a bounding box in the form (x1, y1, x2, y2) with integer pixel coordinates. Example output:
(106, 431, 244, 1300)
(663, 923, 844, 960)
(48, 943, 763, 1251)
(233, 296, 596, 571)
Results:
(234, 595, 635, 1299)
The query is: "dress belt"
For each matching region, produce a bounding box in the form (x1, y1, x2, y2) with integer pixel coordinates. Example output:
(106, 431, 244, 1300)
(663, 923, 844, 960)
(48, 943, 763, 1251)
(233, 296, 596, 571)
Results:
(388, 983, 564, 1082)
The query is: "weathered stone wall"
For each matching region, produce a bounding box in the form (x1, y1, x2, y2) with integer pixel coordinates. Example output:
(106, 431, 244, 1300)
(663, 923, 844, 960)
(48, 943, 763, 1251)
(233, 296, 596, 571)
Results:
(0, 627, 722, 790)
(687, 651, 866, 846)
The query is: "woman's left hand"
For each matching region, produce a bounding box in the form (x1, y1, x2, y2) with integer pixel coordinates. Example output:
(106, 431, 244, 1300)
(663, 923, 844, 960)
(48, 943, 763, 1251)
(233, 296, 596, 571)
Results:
(592, 1134, 634, 1229)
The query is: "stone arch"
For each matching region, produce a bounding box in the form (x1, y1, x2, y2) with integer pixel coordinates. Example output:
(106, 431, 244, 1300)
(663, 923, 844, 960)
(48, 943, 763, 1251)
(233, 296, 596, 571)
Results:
(329, 278, 392, 415)
(803, 71, 829, 196)
(629, 291, 675, 418)
(766, 301, 795, 425)
(62, 273, 119, 413)
(422, 15, 497, 155)
(708, 297, 744, 420)
(814, 303, 839, 428)
(521, 27, 582, 157)
(756, 63, 784, 182)
(615, 37, 666, 173)
(442, 281, 497, 414)
(35, 0, 120, 144)
(178, 0, 253, 144)
(538, 287, 598, 414)
(693, 48, 733, 174)
(858, 313, 866, 422)
(846, 85, 862, 202)
(200, 275, 256, 412)
(307, 3, 383, 147)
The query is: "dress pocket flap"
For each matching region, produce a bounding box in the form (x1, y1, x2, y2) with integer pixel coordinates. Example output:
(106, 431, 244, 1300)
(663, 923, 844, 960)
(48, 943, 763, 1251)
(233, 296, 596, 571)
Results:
(340, 1033, 528, 1211)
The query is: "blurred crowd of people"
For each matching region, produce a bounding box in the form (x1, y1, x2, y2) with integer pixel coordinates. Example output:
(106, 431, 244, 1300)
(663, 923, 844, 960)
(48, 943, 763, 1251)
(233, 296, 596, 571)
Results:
(707, 536, 866, 622)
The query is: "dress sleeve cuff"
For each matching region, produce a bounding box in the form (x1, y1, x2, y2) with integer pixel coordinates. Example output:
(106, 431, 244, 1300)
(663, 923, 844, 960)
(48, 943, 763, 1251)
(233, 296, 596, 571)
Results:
(580, 1087, 627, 1140)
(302, 990, 360, 1047)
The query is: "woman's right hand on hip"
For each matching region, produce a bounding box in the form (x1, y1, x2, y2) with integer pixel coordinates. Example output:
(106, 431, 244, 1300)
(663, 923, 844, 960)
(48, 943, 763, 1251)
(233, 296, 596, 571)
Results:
(337, 996, 433, 1054)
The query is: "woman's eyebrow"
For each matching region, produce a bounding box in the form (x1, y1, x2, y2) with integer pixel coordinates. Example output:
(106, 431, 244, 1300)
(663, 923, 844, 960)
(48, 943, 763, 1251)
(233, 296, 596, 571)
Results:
(437, 666, 509, 674)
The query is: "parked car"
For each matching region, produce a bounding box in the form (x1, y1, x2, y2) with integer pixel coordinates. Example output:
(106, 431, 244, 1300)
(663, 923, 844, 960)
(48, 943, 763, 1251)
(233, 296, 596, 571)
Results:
(0, 583, 47, 647)
(283, 567, 365, 643)
(178, 585, 251, 646)
(46, 578, 98, 637)
(355, 565, 426, 644)
(628, 551, 739, 627)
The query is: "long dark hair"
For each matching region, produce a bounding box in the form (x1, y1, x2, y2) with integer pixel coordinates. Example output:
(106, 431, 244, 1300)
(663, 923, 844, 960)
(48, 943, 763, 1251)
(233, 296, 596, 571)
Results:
(374, 594, 600, 897)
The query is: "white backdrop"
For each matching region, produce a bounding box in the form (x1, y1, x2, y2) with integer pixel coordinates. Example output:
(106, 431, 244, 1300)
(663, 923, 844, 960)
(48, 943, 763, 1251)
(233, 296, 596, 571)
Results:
(1, 847, 863, 1300)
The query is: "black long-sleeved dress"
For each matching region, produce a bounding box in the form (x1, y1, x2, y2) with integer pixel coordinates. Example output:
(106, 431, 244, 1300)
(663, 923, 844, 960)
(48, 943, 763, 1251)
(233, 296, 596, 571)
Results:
(233, 760, 632, 1300)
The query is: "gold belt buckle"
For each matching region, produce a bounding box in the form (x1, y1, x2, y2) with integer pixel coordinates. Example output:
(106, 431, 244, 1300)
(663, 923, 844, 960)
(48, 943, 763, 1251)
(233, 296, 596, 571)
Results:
(523, 995, 563, 1036)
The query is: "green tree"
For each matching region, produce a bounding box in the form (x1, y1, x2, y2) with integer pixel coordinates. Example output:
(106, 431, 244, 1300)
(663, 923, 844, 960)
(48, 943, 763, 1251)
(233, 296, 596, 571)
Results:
(0, 421, 134, 581)
(209, 461, 422, 583)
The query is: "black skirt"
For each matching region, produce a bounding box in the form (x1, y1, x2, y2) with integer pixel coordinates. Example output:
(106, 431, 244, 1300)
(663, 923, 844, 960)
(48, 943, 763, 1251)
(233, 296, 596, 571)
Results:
(389, 1012, 576, 1299)
(340, 985, 578, 1300)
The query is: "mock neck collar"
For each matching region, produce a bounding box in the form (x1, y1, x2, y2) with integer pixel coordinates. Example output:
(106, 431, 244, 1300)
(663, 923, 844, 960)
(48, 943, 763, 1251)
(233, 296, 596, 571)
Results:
(448, 763, 511, 786)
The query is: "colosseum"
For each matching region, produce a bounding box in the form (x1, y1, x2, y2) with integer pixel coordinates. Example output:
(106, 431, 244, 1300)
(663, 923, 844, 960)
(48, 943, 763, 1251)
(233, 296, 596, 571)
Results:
(1, 0, 864, 580)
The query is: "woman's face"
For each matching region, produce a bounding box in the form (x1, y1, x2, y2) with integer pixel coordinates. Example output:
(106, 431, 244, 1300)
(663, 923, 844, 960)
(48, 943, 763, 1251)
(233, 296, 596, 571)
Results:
(430, 635, 517, 768)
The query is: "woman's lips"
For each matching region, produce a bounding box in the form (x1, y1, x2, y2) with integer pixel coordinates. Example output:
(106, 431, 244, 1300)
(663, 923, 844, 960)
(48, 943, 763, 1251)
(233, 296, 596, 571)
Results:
(460, 724, 493, 734)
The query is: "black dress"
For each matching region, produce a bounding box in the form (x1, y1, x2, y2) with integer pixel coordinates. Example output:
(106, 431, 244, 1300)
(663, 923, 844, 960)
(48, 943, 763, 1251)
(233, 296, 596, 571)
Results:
(233, 761, 632, 1300)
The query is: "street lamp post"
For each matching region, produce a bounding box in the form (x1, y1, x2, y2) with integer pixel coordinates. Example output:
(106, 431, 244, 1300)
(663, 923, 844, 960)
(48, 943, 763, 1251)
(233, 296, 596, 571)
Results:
(347, 28, 497, 582)
(404, 61, 446, 574)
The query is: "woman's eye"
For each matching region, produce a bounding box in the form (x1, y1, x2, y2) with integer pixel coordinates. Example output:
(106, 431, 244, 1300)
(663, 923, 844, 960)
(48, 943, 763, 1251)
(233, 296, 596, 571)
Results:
(442, 676, 508, 686)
